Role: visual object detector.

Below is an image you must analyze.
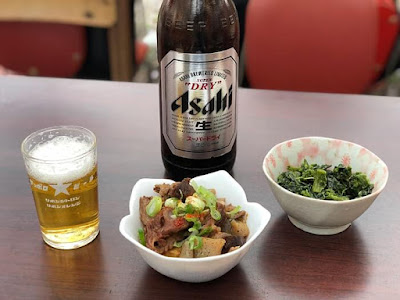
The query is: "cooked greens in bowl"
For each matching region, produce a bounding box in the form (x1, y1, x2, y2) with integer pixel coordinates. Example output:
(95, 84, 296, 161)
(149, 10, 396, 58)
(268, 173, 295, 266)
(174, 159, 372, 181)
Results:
(263, 137, 388, 235)
(277, 159, 374, 201)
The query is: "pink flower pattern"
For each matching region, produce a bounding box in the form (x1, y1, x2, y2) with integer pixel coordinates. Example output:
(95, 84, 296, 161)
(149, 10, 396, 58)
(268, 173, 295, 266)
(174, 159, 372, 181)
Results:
(341, 155, 351, 166)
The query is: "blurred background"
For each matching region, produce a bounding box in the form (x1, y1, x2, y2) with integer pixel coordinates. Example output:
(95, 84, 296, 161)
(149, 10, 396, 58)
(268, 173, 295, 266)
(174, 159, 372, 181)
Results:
(1, 0, 400, 96)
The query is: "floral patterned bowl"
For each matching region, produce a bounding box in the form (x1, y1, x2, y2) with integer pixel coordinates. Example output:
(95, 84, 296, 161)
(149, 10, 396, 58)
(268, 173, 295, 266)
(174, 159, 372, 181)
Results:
(262, 137, 389, 235)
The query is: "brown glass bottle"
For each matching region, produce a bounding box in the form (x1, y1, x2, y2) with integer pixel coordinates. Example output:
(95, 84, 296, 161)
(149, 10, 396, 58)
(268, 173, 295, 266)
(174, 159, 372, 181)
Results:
(157, 0, 240, 179)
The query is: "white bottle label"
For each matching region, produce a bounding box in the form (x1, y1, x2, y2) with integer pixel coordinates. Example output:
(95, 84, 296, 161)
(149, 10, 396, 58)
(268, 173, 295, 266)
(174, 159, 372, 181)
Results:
(160, 48, 238, 159)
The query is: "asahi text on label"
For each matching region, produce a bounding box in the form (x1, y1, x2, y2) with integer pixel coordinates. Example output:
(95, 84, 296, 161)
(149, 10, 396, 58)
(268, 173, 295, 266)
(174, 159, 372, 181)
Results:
(160, 49, 238, 159)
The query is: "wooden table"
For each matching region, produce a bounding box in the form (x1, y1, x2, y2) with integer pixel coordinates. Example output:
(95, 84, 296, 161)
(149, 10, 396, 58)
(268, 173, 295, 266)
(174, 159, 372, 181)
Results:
(1, 76, 399, 299)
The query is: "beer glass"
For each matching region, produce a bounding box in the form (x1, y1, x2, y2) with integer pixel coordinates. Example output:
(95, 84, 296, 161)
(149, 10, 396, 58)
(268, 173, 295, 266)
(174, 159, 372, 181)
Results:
(21, 126, 99, 249)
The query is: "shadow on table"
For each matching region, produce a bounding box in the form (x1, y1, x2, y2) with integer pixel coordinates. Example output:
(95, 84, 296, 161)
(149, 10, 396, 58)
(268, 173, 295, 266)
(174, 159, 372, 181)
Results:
(131, 263, 262, 300)
(40, 234, 108, 298)
(258, 214, 371, 298)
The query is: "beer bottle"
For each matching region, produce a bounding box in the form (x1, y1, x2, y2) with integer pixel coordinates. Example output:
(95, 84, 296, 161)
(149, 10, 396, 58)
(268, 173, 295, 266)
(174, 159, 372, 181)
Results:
(157, 0, 240, 178)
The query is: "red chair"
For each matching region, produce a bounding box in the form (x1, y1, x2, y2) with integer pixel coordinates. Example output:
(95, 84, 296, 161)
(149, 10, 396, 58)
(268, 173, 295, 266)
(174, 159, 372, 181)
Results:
(245, 0, 399, 93)
(0, 22, 86, 77)
(0, 0, 147, 81)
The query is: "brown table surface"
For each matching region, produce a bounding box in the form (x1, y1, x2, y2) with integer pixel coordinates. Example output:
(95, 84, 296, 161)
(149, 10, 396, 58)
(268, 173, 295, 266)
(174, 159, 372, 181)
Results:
(1, 76, 399, 299)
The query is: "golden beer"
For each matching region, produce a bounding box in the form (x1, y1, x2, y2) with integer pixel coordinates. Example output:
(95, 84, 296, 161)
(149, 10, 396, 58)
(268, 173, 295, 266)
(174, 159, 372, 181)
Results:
(22, 126, 99, 249)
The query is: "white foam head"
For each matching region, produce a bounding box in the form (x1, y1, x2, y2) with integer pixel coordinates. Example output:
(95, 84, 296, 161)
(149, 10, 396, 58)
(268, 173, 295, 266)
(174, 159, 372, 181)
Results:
(26, 136, 96, 184)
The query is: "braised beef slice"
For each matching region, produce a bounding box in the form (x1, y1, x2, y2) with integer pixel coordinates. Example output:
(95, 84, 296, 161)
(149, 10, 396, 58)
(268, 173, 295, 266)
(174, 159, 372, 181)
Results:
(202, 211, 215, 228)
(139, 196, 153, 226)
(169, 178, 195, 200)
(153, 184, 171, 199)
(139, 196, 189, 253)
(215, 201, 227, 227)
(225, 204, 246, 220)
(211, 231, 231, 239)
(221, 235, 246, 254)
(153, 178, 195, 201)
(153, 232, 186, 254)
(231, 210, 246, 220)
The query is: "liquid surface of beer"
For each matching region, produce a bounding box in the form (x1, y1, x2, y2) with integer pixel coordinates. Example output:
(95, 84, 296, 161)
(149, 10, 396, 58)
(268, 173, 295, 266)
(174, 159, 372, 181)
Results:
(26, 136, 99, 249)
(157, 0, 240, 178)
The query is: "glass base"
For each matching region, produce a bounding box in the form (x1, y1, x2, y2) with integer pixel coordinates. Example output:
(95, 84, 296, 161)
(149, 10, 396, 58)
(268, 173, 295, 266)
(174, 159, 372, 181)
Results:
(42, 223, 99, 250)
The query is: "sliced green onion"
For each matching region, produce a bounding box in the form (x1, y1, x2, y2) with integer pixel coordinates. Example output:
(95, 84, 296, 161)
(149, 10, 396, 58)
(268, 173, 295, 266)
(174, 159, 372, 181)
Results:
(173, 240, 185, 248)
(164, 197, 179, 208)
(188, 235, 203, 250)
(199, 226, 213, 236)
(210, 208, 221, 220)
(187, 219, 201, 234)
(198, 186, 217, 206)
(185, 203, 194, 214)
(138, 228, 146, 246)
(185, 196, 205, 211)
(185, 218, 201, 237)
(193, 220, 202, 230)
(190, 180, 199, 192)
(185, 216, 198, 223)
(173, 202, 187, 217)
(227, 205, 241, 218)
(190, 180, 221, 221)
(146, 196, 162, 217)
(188, 227, 199, 235)
(173, 206, 179, 217)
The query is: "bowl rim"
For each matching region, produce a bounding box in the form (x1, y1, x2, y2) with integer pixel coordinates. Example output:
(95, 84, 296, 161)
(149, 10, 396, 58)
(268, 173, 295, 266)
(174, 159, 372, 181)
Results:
(119, 170, 271, 263)
(262, 136, 389, 205)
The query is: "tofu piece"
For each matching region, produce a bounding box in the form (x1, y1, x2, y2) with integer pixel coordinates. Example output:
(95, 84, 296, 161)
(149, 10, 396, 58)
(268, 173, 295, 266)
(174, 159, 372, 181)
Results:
(179, 241, 194, 258)
(230, 219, 250, 237)
(164, 247, 182, 257)
(194, 237, 226, 258)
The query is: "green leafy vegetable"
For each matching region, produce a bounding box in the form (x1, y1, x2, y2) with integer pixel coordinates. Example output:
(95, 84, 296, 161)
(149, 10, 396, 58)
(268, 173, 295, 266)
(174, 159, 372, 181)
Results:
(277, 159, 374, 201)
(312, 169, 327, 193)
(138, 228, 146, 246)
(146, 196, 162, 217)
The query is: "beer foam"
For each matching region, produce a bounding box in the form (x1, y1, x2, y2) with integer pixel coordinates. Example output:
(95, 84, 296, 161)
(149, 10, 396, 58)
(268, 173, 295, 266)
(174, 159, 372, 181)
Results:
(27, 136, 96, 184)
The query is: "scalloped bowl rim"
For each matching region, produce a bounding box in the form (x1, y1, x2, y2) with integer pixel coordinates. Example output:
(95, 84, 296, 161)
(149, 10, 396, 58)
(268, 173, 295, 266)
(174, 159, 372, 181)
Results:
(262, 136, 389, 205)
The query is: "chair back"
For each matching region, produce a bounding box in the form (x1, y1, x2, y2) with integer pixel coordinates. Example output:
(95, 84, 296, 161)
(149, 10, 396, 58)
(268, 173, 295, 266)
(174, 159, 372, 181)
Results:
(245, 0, 398, 93)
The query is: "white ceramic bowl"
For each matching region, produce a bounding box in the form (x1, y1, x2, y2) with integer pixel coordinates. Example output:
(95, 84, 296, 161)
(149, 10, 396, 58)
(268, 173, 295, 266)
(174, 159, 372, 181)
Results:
(119, 170, 271, 283)
(263, 137, 388, 235)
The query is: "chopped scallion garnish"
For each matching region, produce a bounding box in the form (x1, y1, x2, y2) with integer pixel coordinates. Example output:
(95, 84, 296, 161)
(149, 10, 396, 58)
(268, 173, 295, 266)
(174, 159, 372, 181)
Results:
(173, 240, 185, 248)
(138, 228, 146, 246)
(164, 197, 179, 208)
(146, 196, 162, 217)
(199, 226, 213, 236)
(190, 180, 221, 221)
(188, 235, 203, 250)
(227, 205, 241, 218)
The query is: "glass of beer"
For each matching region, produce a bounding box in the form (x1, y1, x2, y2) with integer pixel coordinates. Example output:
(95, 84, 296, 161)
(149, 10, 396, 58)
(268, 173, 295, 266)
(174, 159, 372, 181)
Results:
(21, 126, 99, 250)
